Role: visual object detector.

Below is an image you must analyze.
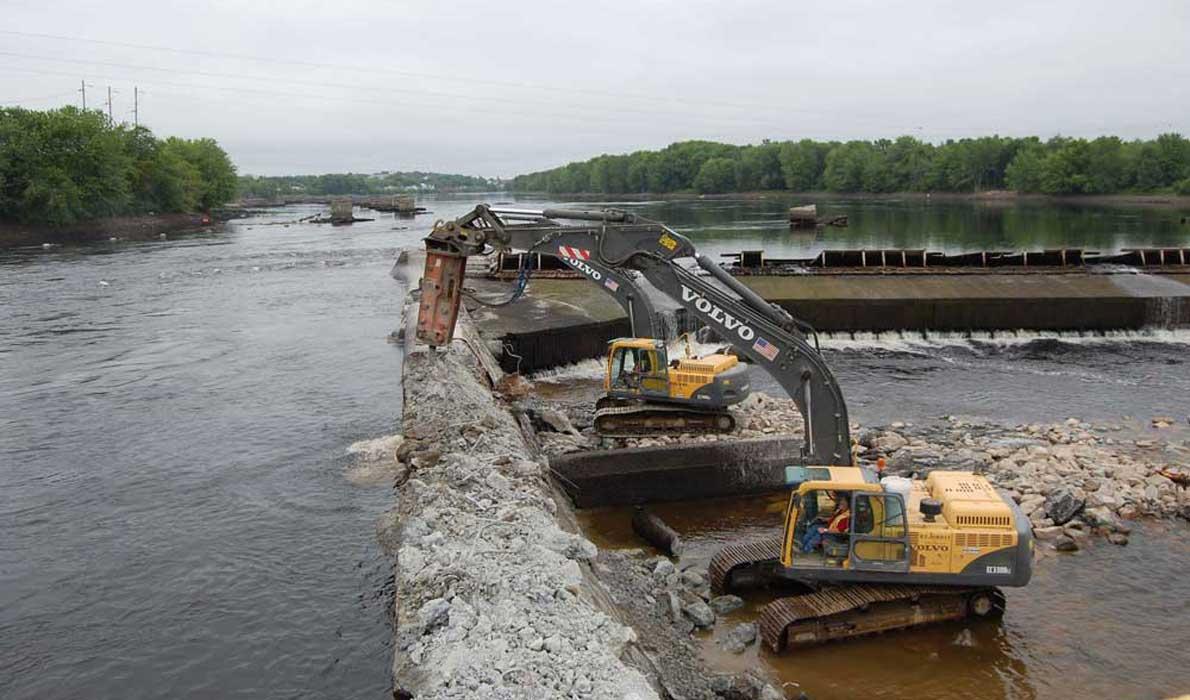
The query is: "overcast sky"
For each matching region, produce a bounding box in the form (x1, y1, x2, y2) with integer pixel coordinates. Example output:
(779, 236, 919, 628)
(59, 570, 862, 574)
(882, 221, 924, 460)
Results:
(2, 0, 1187, 177)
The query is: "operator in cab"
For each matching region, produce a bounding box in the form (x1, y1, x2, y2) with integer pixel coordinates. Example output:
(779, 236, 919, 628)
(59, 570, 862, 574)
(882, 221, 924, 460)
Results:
(800, 491, 850, 553)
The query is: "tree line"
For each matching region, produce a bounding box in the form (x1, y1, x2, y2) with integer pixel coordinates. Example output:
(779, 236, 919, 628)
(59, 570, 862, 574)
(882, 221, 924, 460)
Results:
(0, 106, 237, 226)
(237, 171, 501, 198)
(509, 135, 1190, 196)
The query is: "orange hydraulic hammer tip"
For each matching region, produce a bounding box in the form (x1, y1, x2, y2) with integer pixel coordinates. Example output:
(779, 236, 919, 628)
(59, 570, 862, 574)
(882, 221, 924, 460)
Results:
(415, 249, 466, 347)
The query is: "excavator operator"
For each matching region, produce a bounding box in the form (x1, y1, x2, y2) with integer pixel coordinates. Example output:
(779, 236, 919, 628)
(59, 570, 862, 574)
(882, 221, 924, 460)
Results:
(800, 492, 851, 553)
(618, 348, 653, 390)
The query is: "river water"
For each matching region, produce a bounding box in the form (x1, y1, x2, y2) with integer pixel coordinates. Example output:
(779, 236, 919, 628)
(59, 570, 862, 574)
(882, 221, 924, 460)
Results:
(1, 196, 1187, 698)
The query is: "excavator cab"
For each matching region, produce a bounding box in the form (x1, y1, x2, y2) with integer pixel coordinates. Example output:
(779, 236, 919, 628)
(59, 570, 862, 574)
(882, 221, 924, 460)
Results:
(596, 338, 748, 435)
(779, 470, 911, 573)
(606, 339, 670, 399)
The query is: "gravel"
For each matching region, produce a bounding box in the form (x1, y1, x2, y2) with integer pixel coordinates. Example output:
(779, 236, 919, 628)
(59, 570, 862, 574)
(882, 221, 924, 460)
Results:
(388, 316, 657, 699)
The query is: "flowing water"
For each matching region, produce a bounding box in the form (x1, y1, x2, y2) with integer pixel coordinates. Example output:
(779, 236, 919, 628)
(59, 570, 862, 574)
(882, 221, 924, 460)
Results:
(1, 196, 1187, 698)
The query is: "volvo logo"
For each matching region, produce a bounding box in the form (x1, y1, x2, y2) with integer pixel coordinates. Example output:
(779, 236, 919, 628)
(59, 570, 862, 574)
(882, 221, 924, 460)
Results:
(680, 284, 756, 341)
(564, 257, 603, 281)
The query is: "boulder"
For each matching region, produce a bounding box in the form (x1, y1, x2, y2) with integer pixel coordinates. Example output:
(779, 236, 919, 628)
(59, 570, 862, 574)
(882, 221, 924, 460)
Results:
(719, 622, 758, 654)
(538, 408, 580, 435)
(1081, 506, 1118, 530)
(856, 427, 882, 448)
(1032, 525, 1064, 540)
(1044, 486, 1085, 525)
(886, 448, 915, 473)
(871, 431, 909, 453)
(709, 594, 745, 615)
(682, 599, 716, 628)
(1054, 535, 1079, 552)
(1019, 494, 1045, 516)
(419, 597, 451, 632)
(1108, 532, 1129, 546)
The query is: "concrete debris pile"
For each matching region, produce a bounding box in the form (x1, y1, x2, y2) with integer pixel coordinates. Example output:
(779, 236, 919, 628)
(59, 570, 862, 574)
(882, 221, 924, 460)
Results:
(857, 416, 1189, 551)
(594, 550, 784, 700)
(387, 341, 657, 700)
(534, 391, 805, 457)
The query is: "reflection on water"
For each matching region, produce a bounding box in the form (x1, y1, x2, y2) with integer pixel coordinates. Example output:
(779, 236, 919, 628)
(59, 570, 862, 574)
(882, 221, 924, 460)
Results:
(597, 195, 1190, 259)
(580, 497, 1190, 700)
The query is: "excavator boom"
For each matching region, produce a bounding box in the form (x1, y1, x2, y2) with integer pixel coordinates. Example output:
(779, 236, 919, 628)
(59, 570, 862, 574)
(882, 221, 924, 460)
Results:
(415, 204, 852, 466)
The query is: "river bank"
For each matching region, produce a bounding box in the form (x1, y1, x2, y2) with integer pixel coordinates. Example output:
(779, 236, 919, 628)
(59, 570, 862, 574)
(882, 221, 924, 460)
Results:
(0, 211, 247, 248)
(509, 189, 1190, 210)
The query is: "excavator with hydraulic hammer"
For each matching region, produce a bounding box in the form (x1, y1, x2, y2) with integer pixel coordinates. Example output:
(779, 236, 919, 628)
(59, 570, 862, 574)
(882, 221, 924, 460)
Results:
(414, 204, 1032, 650)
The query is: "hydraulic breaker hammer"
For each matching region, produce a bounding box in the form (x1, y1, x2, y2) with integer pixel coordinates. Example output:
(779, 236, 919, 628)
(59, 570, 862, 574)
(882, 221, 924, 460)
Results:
(415, 244, 466, 346)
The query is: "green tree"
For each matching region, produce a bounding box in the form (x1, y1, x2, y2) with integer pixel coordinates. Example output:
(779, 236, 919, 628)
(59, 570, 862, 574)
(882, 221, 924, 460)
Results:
(1004, 141, 1046, 192)
(885, 136, 935, 191)
(822, 141, 874, 192)
(736, 141, 783, 191)
(777, 139, 825, 191)
(0, 106, 239, 224)
(693, 157, 738, 193)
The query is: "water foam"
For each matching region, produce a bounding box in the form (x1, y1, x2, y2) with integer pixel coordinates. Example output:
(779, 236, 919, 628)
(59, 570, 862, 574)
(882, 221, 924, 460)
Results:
(345, 434, 404, 486)
(529, 337, 732, 381)
(818, 328, 1190, 353)
(346, 434, 404, 462)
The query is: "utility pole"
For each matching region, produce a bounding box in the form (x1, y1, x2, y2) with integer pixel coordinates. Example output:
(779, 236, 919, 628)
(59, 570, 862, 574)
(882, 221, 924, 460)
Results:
(106, 86, 113, 122)
(133, 86, 139, 127)
(79, 80, 86, 109)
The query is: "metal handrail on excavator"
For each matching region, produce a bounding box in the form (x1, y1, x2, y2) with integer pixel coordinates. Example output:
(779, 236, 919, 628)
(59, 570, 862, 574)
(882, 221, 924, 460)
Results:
(415, 204, 852, 466)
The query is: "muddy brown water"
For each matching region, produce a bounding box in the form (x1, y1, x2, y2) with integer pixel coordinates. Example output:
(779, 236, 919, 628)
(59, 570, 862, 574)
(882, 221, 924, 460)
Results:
(579, 496, 1190, 700)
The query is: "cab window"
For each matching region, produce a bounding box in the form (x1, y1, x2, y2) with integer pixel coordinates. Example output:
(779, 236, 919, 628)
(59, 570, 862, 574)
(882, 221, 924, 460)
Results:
(616, 348, 638, 375)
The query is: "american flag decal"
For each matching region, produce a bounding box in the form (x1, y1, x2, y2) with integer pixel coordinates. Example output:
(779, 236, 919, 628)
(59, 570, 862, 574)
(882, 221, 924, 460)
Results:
(557, 246, 591, 260)
(604, 278, 620, 292)
(752, 336, 779, 361)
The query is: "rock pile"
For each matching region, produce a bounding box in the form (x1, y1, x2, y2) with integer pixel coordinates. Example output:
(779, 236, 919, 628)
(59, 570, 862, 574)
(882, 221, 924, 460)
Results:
(388, 340, 657, 699)
(534, 391, 805, 457)
(594, 550, 782, 700)
(858, 416, 1189, 550)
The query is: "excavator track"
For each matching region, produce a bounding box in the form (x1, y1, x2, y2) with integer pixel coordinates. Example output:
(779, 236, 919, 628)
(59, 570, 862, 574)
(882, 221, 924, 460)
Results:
(710, 539, 1007, 651)
(593, 404, 736, 437)
(708, 538, 784, 594)
(759, 585, 1005, 651)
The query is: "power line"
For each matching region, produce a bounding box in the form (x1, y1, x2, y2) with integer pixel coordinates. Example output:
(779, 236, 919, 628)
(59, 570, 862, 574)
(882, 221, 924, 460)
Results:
(0, 28, 793, 113)
(0, 55, 846, 134)
(0, 64, 688, 137)
(0, 49, 814, 127)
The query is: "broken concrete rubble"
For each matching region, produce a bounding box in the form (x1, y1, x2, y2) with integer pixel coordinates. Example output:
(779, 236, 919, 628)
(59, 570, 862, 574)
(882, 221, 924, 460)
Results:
(389, 317, 657, 699)
(391, 275, 791, 699)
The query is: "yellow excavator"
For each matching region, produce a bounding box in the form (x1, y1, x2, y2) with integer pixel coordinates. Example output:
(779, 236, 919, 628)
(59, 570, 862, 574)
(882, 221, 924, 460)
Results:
(595, 338, 750, 435)
(710, 466, 1031, 650)
(414, 205, 1033, 650)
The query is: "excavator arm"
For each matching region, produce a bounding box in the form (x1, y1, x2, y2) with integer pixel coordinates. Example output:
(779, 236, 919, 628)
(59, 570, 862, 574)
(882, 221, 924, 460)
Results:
(416, 204, 853, 466)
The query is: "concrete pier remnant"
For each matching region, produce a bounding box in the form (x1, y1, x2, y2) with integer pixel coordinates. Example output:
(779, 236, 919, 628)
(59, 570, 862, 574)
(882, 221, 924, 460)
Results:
(389, 269, 660, 698)
(329, 197, 354, 224)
